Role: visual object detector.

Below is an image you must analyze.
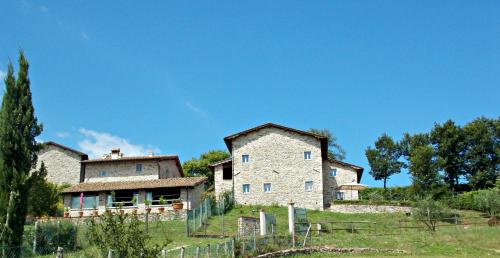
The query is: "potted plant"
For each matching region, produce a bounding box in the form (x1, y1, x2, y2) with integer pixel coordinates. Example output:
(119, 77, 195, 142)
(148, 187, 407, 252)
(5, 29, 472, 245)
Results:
(64, 207, 70, 218)
(172, 199, 183, 210)
(158, 196, 166, 213)
(145, 199, 152, 214)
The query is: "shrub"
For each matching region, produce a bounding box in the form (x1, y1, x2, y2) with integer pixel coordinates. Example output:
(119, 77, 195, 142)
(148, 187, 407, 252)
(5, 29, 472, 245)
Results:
(25, 221, 78, 255)
(87, 212, 168, 257)
(360, 186, 413, 202)
(473, 189, 500, 216)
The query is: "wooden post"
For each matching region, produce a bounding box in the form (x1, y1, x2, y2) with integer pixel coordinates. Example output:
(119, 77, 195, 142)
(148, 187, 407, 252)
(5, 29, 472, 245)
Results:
(207, 244, 211, 258)
(195, 246, 200, 258)
(193, 208, 197, 231)
(253, 223, 257, 251)
(216, 243, 220, 258)
(186, 210, 190, 237)
(107, 249, 114, 258)
(161, 249, 167, 258)
(145, 212, 149, 235)
(55, 247, 64, 258)
(180, 247, 185, 258)
(241, 240, 245, 257)
(224, 241, 228, 256)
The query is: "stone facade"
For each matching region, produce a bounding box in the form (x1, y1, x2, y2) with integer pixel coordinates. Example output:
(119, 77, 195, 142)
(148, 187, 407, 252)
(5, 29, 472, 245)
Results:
(213, 123, 364, 211)
(36, 144, 86, 185)
(84, 159, 181, 183)
(231, 127, 324, 210)
(322, 160, 359, 204)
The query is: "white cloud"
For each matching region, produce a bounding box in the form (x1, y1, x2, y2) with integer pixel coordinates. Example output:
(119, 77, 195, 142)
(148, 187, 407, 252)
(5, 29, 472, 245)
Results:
(81, 32, 90, 41)
(78, 128, 160, 158)
(55, 132, 70, 139)
(185, 101, 201, 113)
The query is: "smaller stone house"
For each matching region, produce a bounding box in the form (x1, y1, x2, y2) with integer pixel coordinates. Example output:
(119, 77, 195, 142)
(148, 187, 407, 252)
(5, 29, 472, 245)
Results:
(62, 148, 206, 217)
(36, 141, 88, 185)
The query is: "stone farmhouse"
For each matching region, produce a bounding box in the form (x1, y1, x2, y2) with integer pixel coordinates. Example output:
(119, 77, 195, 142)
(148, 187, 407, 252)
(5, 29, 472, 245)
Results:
(36, 144, 206, 217)
(210, 123, 364, 210)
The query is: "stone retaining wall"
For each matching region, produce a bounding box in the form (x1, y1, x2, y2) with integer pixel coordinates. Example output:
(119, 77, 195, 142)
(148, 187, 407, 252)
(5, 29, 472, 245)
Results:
(329, 204, 412, 214)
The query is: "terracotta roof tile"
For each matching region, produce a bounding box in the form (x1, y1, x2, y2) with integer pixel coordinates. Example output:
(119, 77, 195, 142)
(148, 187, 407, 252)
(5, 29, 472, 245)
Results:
(62, 177, 207, 193)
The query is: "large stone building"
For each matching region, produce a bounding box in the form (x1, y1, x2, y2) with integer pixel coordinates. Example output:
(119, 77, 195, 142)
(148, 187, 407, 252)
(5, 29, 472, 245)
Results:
(36, 143, 205, 217)
(211, 123, 364, 210)
(36, 141, 88, 185)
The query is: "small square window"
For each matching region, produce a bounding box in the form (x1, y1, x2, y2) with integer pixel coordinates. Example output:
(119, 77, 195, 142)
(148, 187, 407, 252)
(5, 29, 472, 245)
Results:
(100, 171, 108, 177)
(305, 181, 313, 191)
(136, 164, 142, 173)
(263, 183, 272, 193)
(242, 154, 250, 163)
(336, 191, 344, 200)
(243, 184, 250, 193)
(329, 169, 337, 177)
(304, 151, 312, 160)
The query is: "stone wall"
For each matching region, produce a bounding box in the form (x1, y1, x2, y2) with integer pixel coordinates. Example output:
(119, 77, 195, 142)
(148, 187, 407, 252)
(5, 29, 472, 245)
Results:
(84, 159, 180, 183)
(55, 208, 186, 222)
(214, 164, 233, 200)
(232, 127, 324, 210)
(36, 145, 83, 185)
(329, 204, 412, 214)
(322, 160, 359, 204)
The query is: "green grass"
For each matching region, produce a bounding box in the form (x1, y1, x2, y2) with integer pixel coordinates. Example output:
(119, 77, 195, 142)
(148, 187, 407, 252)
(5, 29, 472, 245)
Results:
(29, 205, 499, 257)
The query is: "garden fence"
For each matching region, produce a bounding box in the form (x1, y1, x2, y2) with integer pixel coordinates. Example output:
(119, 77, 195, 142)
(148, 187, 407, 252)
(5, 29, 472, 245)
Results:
(186, 192, 234, 236)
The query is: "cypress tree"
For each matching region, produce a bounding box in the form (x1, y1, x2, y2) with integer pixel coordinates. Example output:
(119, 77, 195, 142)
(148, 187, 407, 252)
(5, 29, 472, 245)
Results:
(0, 50, 42, 255)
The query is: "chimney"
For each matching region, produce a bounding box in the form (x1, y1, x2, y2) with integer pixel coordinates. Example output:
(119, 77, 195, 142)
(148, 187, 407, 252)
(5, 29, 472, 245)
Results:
(147, 150, 154, 157)
(111, 148, 121, 159)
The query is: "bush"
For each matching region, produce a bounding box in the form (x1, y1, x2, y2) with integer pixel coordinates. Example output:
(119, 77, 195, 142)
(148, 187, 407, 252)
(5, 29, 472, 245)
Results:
(25, 221, 78, 255)
(360, 186, 413, 202)
(87, 211, 168, 257)
(448, 188, 500, 215)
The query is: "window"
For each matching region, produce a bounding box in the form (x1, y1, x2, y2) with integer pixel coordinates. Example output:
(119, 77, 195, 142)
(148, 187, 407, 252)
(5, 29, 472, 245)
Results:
(136, 164, 142, 173)
(304, 151, 312, 160)
(242, 154, 250, 163)
(71, 195, 99, 209)
(305, 181, 313, 192)
(222, 166, 232, 180)
(100, 171, 108, 177)
(336, 191, 345, 200)
(243, 184, 250, 193)
(329, 169, 337, 177)
(263, 183, 272, 193)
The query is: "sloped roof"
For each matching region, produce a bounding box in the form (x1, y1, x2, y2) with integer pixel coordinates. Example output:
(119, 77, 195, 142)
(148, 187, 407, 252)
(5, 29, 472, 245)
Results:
(62, 177, 207, 193)
(82, 155, 184, 176)
(43, 141, 88, 159)
(223, 123, 329, 159)
(328, 158, 364, 183)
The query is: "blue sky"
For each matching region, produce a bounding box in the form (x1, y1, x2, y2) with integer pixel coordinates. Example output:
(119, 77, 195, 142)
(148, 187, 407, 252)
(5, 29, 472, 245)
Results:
(1, 1, 499, 187)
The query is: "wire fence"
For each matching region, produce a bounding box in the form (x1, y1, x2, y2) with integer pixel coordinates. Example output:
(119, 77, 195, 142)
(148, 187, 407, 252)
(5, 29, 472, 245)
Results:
(186, 192, 234, 236)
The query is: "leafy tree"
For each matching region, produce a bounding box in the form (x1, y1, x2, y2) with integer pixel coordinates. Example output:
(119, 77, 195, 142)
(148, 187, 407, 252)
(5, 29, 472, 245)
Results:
(365, 134, 403, 189)
(430, 120, 467, 190)
(309, 128, 346, 160)
(0, 51, 43, 254)
(182, 150, 230, 187)
(87, 212, 168, 257)
(463, 117, 499, 189)
(473, 188, 500, 217)
(413, 198, 453, 231)
(28, 162, 62, 217)
(408, 145, 443, 197)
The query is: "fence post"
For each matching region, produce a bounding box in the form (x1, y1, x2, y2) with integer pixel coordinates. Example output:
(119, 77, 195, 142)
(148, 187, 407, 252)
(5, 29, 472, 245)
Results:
(241, 240, 245, 257)
(317, 223, 321, 236)
(224, 241, 228, 256)
(195, 246, 200, 258)
(107, 249, 114, 258)
(33, 220, 38, 254)
(180, 247, 185, 258)
(288, 202, 295, 249)
(221, 196, 225, 237)
(207, 244, 211, 258)
(259, 209, 266, 236)
(161, 248, 167, 258)
(216, 243, 220, 258)
(253, 223, 257, 251)
(56, 247, 64, 258)
(231, 238, 235, 258)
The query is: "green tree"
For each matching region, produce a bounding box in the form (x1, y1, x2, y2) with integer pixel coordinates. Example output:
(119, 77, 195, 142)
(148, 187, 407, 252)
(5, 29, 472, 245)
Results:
(408, 145, 443, 197)
(309, 128, 346, 160)
(182, 150, 230, 187)
(365, 134, 403, 190)
(412, 198, 453, 231)
(28, 162, 62, 217)
(430, 120, 467, 191)
(0, 51, 43, 254)
(463, 117, 499, 189)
